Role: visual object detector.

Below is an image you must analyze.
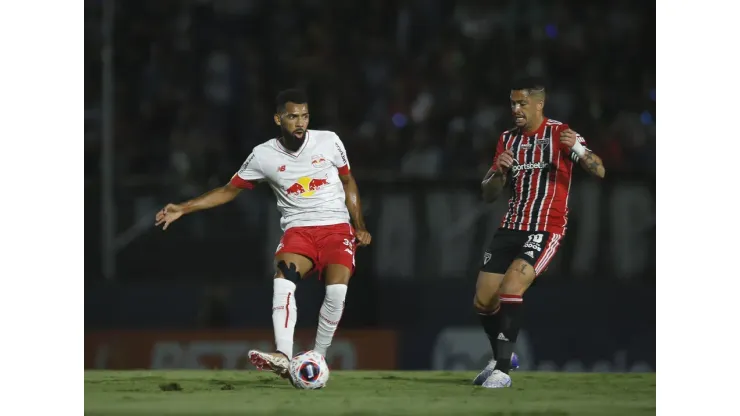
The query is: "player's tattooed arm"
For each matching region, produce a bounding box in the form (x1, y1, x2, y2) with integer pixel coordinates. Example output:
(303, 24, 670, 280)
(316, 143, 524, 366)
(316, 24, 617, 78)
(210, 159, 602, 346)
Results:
(339, 172, 372, 246)
(578, 151, 606, 178)
(481, 168, 507, 203)
(482, 148, 514, 202)
(560, 128, 605, 178)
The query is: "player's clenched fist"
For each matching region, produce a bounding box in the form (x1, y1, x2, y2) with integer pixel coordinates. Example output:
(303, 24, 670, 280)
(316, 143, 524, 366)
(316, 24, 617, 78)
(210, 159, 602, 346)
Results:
(155, 203, 185, 230)
(355, 229, 372, 247)
(559, 128, 579, 148)
(495, 150, 515, 174)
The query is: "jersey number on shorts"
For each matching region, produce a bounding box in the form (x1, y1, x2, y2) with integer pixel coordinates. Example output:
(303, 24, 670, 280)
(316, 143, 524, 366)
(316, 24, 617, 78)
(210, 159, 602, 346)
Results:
(343, 238, 355, 266)
(527, 234, 543, 243)
(524, 233, 544, 252)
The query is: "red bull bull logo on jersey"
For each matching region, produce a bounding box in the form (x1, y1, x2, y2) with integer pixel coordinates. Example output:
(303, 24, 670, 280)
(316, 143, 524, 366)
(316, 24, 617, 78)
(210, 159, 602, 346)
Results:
(285, 176, 330, 197)
(311, 154, 330, 168)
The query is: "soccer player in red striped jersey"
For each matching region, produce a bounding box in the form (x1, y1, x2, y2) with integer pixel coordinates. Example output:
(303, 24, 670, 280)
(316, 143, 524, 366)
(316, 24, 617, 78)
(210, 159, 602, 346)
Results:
(473, 78, 606, 388)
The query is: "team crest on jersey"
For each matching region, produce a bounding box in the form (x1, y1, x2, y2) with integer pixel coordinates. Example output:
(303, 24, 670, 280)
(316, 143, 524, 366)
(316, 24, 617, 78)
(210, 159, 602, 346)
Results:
(536, 138, 550, 149)
(311, 154, 330, 168)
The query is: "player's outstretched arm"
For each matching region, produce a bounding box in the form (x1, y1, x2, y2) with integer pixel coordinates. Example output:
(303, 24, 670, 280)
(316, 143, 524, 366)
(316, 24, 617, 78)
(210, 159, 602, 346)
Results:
(560, 128, 606, 178)
(339, 172, 372, 247)
(155, 183, 242, 230)
(482, 149, 514, 203)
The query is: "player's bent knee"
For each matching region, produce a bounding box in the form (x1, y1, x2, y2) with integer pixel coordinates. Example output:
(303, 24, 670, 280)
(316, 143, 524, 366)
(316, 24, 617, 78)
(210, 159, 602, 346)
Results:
(475, 271, 505, 298)
(473, 293, 500, 313)
(473, 271, 504, 312)
(274, 253, 313, 283)
(276, 260, 302, 284)
(323, 264, 351, 285)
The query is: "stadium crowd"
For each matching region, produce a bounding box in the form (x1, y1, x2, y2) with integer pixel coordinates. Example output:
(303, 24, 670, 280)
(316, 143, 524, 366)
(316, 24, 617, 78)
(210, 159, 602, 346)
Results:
(85, 0, 655, 187)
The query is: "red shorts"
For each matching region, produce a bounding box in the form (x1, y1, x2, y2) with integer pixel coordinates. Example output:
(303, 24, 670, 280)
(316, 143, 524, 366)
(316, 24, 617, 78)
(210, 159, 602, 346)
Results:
(275, 223, 356, 276)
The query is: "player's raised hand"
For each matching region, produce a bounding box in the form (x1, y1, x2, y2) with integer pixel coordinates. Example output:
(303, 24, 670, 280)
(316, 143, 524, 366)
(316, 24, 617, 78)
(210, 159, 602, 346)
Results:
(155, 203, 185, 230)
(559, 129, 578, 148)
(355, 229, 372, 247)
(495, 149, 515, 173)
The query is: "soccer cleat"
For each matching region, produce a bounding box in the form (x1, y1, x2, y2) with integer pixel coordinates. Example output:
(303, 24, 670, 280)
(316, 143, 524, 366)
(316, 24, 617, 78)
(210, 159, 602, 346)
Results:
(511, 352, 520, 369)
(472, 352, 519, 385)
(248, 350, 290, 378)
(481, 369, 512, 389)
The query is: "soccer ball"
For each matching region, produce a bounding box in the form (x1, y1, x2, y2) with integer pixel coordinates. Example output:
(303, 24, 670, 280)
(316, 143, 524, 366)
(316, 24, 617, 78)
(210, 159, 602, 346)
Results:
(289, 350, 330, 389)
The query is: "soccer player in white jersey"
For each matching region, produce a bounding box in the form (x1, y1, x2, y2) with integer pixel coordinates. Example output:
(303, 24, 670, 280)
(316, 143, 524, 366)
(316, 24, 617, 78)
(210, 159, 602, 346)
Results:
(155, 89, 372, 380)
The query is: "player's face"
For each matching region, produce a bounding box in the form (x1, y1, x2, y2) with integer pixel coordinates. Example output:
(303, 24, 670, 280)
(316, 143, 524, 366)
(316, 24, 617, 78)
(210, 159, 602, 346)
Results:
(275, 102, 310, 140)
(509, 90, 535, 127)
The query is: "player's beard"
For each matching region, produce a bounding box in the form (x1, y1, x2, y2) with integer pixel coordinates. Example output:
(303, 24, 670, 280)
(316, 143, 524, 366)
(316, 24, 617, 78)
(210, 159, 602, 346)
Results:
(280, 127, 305, 151)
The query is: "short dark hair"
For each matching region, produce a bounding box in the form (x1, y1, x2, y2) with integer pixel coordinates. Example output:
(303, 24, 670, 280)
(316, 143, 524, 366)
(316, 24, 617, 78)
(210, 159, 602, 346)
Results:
(275, 89, 308, 112)
(511, 77, 546, 95)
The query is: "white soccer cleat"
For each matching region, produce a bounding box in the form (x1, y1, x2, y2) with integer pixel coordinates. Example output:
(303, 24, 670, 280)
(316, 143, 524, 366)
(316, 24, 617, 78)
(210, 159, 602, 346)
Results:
(473, 359, 497, 385)
(248, 350, 290, 378)
(481, 369, 512, 388)
(472, 352, 519, 385)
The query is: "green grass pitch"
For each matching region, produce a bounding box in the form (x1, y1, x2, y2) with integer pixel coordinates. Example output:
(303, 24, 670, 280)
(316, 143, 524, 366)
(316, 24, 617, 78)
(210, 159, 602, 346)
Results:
(85, 370, 655, 415)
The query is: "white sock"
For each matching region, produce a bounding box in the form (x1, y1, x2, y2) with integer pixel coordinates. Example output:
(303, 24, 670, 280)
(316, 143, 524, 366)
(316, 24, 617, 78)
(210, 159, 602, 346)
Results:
(272, 278, 297, 358)
(313, 284, 348, 356)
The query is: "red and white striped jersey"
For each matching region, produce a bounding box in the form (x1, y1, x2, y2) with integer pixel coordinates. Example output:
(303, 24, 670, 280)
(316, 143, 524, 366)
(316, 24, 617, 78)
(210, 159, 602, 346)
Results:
(491, 118, 589, 236)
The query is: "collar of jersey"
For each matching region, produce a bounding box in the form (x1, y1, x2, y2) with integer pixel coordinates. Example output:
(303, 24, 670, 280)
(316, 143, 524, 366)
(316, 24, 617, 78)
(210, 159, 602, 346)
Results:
(274, 130, 310, 157)
(521, 118, 548, 137)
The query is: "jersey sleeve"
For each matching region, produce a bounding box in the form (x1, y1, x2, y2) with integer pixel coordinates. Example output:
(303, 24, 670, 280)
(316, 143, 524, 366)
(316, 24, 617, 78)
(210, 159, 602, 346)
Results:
(331, 133, 351, 175)
(560, 124, 591, 163)
(229, 151, 264, 189)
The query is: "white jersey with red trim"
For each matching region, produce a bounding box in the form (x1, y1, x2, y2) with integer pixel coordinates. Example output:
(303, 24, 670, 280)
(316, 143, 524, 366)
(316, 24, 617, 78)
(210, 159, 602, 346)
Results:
(230, 129, 351, 231)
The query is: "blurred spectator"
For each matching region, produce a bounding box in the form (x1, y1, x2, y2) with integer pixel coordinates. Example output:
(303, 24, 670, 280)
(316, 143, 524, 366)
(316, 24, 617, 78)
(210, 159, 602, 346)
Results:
(84, 0, 654, 182)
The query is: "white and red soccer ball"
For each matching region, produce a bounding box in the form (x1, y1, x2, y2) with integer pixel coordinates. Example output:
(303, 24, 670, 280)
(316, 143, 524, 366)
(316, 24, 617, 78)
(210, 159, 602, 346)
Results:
(289, 350, 330, 390)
